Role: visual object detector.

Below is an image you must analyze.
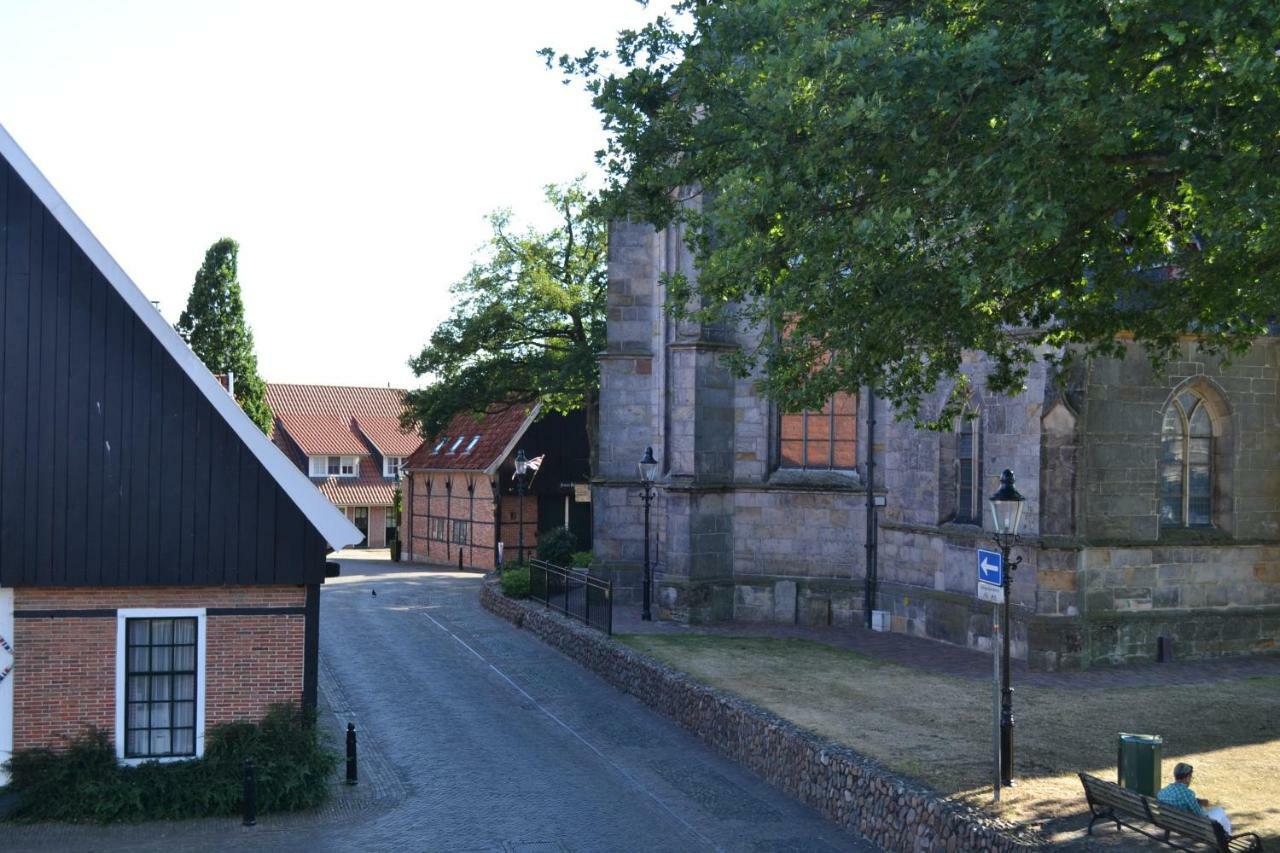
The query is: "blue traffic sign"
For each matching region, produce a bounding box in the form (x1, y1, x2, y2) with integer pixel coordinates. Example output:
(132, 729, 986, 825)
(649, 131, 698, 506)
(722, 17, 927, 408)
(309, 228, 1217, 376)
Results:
(977, 549, 1003, 587)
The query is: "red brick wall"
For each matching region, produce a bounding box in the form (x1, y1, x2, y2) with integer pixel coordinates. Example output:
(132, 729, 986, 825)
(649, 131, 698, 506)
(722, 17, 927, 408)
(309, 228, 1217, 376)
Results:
(406, 472, 503, 570)
(12, 586, 306, 752)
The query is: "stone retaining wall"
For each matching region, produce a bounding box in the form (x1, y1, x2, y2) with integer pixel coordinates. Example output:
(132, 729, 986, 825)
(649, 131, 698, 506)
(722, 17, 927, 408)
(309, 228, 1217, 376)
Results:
(480, 582, 1045, 853)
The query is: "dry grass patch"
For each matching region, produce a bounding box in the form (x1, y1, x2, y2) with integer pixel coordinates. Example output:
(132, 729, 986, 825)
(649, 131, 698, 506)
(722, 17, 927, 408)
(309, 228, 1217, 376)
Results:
(619, 634, 1280, 847)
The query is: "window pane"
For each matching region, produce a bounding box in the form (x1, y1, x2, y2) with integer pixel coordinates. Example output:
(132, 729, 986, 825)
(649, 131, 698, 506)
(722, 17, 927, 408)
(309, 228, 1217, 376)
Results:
(805, 434, 829, 467)
(1189, 404, 1211, 438)
(1188, 437, 1211, 466)
(174, 674, 196, 701)
(831, 393, 856, 416)
(1177, 393, 1197, 415)
(780, 440, 804, 468)
(127, 730, 146, 757)
(128, 620, 150, 645)
(150, 701, 171, 728)
(328, 456, 340, 474)
(150, 674, 172, 700)
(129, 646, 151, 673)
(1188, 465, 1211, 525)
(780, 413, 805, 441)
(150, 730, 171, 756)
(1160, 462, 1183, 526)
(152, 619, 173, 645)
(174, 645, 196, 671)
(173, 619, 196, 645)
(174, 701, 195, 728)
(151, 646, 172, 673)
(173, 729, 195, 755)
(832, 439, 857, 469)
(128, 675, 149, 702)
(127, 702, 149, 729)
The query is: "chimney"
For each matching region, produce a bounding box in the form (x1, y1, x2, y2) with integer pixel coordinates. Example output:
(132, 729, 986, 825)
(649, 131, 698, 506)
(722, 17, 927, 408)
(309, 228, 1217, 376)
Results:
(226, 371, 235, 397)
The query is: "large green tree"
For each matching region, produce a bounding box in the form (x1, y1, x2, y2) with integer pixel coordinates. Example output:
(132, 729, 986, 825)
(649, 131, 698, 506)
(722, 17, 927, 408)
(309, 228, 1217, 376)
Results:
(403, 181, 607, 459)
(175, 238, 273, 433)
(549, 0, 1280, 424)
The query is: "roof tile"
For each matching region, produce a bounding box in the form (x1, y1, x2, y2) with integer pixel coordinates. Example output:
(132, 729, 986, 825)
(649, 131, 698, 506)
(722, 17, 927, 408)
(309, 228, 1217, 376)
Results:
(275, 414, 369, 456)
(354, 416, 422, 457)
(405, 404, 535, 473)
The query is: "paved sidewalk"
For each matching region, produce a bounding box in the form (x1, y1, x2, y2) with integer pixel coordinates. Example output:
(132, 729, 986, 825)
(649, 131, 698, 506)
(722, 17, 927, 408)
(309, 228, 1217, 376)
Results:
(614, 606, 1280, 689)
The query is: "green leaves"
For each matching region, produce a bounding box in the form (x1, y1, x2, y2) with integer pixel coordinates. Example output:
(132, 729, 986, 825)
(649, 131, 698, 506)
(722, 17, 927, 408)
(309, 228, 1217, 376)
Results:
(403, 181, 606, 459)
(556, 0, 1280, 422)
(175, 238, 273, 433)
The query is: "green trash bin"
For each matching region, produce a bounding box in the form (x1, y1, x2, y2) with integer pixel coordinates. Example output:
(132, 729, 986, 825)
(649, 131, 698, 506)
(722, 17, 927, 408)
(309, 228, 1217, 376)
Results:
(1117, 732, 1163, 796)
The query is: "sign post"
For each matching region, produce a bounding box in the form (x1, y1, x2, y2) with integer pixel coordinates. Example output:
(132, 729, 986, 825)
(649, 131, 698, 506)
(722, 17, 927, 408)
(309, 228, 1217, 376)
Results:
(978, 549, 1003, 799)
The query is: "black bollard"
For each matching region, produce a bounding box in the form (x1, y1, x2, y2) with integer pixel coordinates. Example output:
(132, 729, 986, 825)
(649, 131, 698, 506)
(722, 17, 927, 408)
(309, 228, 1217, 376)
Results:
(346, 722, 358, 785)
(242, 757, 257, 826)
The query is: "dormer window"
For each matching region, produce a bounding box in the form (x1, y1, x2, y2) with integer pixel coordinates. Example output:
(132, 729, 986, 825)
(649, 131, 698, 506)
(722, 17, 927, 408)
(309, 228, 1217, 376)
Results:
(464, 435, 481, 454)
(432, 437, 448, 453)
(309, 455, 358, 477)
(383, 456, 405, 478)
(447, 436, 465, 454)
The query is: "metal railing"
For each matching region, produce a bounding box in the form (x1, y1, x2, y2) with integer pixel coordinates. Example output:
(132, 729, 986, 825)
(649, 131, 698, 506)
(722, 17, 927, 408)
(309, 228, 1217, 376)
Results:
(528, 559, 612, 636)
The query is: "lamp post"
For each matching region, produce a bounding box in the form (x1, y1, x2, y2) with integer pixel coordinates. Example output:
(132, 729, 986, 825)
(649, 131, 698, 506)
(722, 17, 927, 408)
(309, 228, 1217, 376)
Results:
(638, 446, 659, 621)
(515, 449, 529, 566)
(988, 468, 1025, 787)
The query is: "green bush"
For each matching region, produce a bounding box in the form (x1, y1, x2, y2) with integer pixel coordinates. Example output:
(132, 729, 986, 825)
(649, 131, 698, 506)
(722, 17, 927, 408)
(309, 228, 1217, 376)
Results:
(571, 551, 592, 569)
(3, 704, 335, 823)
(500, 566, 530, 598)
(536, 526, 578, 567)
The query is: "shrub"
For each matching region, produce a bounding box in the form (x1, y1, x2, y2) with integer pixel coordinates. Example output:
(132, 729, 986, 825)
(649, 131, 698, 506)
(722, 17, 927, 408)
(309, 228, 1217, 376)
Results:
(571, 551, 592, 569)
(3, 704, 335, 823)
(500, 566, 530, 598)
(536, 526, 578, 567)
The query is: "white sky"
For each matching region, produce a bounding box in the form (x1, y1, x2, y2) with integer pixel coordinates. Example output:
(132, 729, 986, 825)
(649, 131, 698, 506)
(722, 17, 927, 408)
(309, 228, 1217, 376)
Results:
(0, 0, 672, 389)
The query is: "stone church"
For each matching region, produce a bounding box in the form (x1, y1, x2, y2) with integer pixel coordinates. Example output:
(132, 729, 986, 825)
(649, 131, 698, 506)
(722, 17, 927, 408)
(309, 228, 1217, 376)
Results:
(593, 218, 1280, 669)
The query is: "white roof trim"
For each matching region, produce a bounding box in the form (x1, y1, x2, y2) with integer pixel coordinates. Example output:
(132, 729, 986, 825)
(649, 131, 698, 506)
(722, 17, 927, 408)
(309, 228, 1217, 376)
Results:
(0, 123, 362, 551)
(485, 402, 542, 476)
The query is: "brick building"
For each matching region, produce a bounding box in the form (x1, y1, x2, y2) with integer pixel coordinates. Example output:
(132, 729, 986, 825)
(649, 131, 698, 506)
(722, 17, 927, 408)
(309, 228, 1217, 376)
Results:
(0, 124, 361, 782)
(267, 384, 422, 548)
(595, 213, 1280, 669)
(403, 406, 591, 571)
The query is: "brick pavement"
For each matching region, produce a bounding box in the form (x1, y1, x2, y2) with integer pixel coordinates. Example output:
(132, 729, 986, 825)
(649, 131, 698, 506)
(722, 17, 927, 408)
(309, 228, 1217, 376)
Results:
(613, 606, 1280, 688)
(0, 558, 878, 853)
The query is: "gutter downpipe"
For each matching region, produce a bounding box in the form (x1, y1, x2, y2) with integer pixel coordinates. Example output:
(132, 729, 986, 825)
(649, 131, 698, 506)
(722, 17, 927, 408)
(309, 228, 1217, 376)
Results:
(864, 387, 878, 629)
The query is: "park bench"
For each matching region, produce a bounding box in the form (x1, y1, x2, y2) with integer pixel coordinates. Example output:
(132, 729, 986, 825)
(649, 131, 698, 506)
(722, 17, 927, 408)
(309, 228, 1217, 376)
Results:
(1079, 772, 1264, 851)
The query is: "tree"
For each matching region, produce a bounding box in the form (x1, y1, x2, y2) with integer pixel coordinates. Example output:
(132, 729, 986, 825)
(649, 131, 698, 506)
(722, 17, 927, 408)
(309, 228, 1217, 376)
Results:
(403, 181, 607, 461)
(176, 238, 273, 433)
(548, 1, 1280, 424)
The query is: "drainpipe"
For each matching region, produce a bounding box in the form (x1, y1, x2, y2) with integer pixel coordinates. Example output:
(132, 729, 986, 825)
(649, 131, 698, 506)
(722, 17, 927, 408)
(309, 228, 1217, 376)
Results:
(864, 387, 878, 629)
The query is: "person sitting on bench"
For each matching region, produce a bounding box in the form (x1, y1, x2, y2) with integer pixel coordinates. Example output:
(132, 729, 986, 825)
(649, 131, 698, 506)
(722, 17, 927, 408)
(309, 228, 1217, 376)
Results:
(1157, 762, 1231, 834)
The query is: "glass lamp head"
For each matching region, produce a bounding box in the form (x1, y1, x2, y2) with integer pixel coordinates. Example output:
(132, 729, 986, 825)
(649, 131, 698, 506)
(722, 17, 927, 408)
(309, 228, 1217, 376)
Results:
(515, 449, 528, 476)
(638, 446, 659, 483)
(988, 469, 1025, 536)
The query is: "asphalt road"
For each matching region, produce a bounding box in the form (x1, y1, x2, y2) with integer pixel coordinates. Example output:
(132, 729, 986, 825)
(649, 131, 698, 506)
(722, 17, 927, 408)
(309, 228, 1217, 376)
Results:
(3, 557, 879, 853)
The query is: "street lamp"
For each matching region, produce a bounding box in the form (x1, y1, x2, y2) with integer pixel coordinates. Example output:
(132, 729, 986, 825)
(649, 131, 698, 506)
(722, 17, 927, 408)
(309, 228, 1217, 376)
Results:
(988, 468, 1025, 787)
(514, 449, 529, 566)
(638, 446, 659, 621)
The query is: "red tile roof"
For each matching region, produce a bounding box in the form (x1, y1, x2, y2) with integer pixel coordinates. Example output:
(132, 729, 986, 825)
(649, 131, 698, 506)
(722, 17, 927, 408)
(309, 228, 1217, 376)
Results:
(405, 404, 537, 473)
(354, 416, 422, 457)
(266, 384, 407, 417)
(275, 413, 369, 456)
(315, 478, 396, 507)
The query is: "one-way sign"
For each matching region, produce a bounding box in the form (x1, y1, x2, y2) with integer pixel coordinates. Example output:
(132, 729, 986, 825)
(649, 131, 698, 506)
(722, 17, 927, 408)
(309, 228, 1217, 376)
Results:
(977, 548, 1004, 603)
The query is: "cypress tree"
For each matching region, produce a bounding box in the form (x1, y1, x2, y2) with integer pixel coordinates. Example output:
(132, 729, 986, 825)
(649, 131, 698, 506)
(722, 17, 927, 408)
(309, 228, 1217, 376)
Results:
(175, 238, 273, 433)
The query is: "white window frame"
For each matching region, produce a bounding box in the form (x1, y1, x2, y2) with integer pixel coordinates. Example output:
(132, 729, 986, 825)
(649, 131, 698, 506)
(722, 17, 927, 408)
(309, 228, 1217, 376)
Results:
(447, 436, 465, 454)
(309, 455, 359, 478)
(383, 456, 404, 478)
(464, 435, 480, 454)
(115, 608, 207, 765)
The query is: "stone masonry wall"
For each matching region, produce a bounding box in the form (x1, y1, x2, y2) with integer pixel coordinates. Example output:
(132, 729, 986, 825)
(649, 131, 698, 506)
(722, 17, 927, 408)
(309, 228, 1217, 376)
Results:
(481, 581, 1044, 853)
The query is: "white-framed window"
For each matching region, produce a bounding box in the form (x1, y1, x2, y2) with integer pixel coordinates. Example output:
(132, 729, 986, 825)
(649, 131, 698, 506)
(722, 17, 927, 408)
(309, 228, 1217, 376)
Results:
(309, 456, 358, 477)
(447, 436, 465, 454)
(115, 608, 206, 764)
(383, 456, 405, 478)
(464, 435, 481, 454)
(432, 437, 449, 453)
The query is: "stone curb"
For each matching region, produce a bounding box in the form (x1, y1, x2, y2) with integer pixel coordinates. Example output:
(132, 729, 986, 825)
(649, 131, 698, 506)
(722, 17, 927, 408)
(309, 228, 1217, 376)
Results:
(481, 582, 1047, 853)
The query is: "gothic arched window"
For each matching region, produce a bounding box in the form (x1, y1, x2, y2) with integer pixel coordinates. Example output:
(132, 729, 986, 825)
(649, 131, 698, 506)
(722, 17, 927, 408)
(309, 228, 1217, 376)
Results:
(1160, 392, 1213, 527)
(955, 408, 982, 524)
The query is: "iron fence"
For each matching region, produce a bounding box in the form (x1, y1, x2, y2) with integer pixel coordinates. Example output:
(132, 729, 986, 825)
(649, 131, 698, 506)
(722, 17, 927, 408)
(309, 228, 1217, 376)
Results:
(528, 559, 612, 635)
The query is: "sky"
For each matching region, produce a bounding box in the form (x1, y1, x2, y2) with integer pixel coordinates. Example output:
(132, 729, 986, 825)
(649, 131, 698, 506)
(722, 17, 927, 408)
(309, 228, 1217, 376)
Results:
(0, 0, 674, 389)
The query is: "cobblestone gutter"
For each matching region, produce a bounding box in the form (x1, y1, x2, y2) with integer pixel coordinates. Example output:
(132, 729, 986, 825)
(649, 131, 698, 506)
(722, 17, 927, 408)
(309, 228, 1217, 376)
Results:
(481, 581, 1046, 853)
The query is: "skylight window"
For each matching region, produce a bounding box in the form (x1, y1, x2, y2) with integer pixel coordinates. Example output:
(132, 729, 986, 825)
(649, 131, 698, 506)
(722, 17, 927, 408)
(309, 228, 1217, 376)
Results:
(432, 437, 448, 453)
(448, 436, 466, 453)
(464, 435, 481, 453)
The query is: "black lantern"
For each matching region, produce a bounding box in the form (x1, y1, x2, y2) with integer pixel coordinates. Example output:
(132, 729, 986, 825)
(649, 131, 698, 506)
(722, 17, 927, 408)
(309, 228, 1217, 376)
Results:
(987, 468, 1025, 788)
(638, 446, 659, 621)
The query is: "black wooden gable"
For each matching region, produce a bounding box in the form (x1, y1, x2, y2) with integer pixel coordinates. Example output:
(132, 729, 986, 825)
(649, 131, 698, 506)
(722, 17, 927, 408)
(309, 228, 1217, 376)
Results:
(0, 147, 348, 587)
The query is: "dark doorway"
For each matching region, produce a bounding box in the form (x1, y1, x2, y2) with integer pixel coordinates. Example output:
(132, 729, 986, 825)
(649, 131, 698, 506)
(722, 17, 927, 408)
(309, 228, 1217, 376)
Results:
(352, 506, 369, 545)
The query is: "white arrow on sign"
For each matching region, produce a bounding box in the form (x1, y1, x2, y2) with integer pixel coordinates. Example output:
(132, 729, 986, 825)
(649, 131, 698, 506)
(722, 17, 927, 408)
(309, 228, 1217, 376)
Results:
(979, 556, 1000, 582)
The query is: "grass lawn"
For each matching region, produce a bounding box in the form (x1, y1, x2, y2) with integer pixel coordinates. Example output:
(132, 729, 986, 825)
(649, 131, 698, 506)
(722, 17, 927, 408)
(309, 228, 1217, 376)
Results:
(619, 634, 1280, 848)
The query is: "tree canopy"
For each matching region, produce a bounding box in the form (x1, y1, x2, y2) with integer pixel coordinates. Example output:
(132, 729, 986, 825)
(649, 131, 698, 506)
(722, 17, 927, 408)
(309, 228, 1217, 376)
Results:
(549, 0, 1280, 424)
(175, 238, 273, 433)
(403, 181, 607, 452)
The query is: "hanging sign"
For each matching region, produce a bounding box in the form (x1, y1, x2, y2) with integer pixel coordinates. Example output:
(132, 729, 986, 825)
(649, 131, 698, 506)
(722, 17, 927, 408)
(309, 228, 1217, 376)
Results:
(977, 548, 1004, 603)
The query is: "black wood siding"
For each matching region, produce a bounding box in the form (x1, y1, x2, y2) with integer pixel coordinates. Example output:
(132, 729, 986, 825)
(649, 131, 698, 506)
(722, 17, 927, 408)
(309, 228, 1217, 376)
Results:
(0, 158, 328, 586)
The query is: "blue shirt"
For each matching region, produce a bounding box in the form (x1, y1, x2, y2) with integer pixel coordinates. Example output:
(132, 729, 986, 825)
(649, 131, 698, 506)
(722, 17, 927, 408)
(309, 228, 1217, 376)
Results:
(1157, 781, 1205, 816)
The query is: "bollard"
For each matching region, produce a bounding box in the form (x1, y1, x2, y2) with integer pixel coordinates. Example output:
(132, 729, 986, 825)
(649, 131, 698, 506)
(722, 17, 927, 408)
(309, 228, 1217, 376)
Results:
(346, 722, 358, 785)
(242, 757, 257, 826)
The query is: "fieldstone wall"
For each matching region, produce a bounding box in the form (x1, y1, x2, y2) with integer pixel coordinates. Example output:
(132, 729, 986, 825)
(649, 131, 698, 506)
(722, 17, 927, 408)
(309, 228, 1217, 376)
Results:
(481, 581, 1045, 853)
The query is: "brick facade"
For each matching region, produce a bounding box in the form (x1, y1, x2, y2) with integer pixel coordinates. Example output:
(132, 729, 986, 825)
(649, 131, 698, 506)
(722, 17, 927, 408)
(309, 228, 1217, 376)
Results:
(12, 586, 306, 751)
(596, 214, 1280, 668)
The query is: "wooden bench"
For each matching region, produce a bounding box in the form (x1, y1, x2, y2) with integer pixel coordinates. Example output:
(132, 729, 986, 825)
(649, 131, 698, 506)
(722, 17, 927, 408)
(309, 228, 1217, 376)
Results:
(1079, 773, 1264, 851)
